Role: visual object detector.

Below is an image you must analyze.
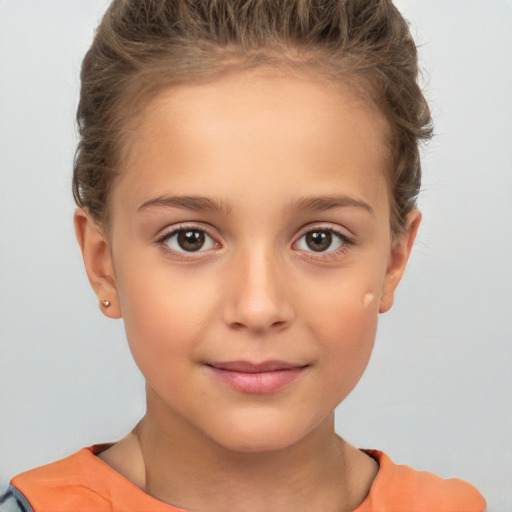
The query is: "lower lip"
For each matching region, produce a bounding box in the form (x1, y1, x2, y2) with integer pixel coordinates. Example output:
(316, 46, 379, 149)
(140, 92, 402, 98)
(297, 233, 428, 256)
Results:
(206, 366, 306, 394)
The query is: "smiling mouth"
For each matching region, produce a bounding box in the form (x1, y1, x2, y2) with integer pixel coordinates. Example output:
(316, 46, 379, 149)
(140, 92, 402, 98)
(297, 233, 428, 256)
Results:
(205, 360, 309, 393)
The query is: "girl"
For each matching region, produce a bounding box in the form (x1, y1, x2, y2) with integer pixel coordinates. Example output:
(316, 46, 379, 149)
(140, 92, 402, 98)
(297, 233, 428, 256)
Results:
(1, 1, 487, 511)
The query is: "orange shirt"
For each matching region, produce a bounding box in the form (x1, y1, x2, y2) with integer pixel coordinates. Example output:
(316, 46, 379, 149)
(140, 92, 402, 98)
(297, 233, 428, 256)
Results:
(9, 446, 485, 512)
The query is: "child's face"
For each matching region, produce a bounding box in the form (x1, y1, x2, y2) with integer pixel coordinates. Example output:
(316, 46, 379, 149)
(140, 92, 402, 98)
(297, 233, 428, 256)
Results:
(78, 70, 418, 452)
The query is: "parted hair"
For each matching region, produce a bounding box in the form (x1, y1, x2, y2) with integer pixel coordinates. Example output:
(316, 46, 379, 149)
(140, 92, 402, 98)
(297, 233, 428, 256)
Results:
(73, 0, 432, 234)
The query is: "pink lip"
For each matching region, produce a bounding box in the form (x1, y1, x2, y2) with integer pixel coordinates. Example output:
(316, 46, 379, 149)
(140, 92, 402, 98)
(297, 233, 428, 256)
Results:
(205, 360, 307, 394)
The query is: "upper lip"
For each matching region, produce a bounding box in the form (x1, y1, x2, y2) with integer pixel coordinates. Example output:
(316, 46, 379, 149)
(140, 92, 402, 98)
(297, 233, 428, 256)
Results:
(206, 360, 307, 373)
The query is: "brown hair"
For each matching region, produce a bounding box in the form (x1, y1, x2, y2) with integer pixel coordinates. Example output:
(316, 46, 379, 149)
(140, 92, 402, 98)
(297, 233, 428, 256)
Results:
(73, 0, 432, 234)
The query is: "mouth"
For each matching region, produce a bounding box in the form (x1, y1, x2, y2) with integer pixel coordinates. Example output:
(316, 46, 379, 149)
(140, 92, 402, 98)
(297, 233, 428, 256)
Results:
(204, 360, 309, 394)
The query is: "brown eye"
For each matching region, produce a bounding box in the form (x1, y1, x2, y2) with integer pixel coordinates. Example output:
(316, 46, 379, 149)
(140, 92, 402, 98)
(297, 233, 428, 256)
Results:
(305, 231, 332, 252)
(295, 229, 346, 253)
(177, 230, 205, 251)
(164, 228, 216, 253)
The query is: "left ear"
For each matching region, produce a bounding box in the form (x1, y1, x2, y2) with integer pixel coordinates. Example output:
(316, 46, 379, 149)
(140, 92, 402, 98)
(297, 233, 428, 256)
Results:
(379, 209, 421, 313)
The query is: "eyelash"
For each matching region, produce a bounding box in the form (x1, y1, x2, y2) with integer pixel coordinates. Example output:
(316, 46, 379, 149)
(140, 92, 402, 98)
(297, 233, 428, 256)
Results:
(155, 224, 354, 260)
(155, 224, 220, 257)
(293, 226, 354, 260)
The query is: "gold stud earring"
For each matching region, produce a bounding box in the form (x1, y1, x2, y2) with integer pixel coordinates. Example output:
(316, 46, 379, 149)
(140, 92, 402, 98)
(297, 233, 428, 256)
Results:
(101, 300, 111, 308)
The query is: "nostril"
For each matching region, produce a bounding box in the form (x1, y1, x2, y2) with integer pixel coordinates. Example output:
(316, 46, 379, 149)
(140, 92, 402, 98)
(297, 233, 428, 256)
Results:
(227, 316, 290, 333)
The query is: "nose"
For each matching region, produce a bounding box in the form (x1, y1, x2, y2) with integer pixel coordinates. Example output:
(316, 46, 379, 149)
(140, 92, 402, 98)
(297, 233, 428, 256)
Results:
(222, 247, 295, 333)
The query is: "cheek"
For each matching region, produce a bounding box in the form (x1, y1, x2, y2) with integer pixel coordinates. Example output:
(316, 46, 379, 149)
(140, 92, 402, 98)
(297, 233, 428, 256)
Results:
(114, 263, 217, 379)
(303, 273, 381, 395)
(325, 305, 377, 403)
(319, 297, 378, 364)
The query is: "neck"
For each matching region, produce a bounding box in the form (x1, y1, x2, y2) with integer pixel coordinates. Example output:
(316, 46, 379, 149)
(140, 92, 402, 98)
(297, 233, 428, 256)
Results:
(127, 388, 376, 512)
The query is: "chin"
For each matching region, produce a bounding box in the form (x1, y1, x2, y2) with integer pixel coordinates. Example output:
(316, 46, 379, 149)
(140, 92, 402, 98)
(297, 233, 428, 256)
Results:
(205, 410, 325, 455)
(215, 433, 301, 454)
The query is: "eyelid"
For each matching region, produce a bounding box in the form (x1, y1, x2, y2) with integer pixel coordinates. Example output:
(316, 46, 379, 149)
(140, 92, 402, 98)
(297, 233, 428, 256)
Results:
(155, 222, 222, 254)
(294, 223, 353, 242)
(292, 224, 355, 256)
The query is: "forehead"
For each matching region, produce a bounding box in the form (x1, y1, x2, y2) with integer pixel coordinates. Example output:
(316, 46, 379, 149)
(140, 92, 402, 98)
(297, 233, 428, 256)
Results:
(133, 69, 388, 150)
(115, 70, 391, 217)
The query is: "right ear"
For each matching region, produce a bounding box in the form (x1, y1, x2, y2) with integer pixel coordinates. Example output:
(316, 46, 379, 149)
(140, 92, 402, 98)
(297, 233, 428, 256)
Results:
(74, 208, 122, 319)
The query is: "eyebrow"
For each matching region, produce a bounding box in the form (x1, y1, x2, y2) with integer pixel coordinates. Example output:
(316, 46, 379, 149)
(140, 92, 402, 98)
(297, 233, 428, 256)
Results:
(285, 195, 374, 215)
(137, 194, 374, 216)
(137, 195, 233, 215)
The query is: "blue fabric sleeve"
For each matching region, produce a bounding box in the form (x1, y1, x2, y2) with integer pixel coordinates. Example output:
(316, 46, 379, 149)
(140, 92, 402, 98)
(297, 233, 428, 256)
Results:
(0, 485, 33, 512)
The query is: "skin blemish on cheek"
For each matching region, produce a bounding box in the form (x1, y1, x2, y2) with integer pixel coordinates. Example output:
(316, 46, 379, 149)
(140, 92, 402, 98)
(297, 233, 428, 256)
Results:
(361, 292, 375, 307)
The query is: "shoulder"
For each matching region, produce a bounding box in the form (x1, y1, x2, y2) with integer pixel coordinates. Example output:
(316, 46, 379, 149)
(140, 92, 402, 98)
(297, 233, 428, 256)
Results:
(1, 485, 33, 512)
(356, 450, 486, 512)
(8, 446, 113, 512)
(7, 445, 181, 512)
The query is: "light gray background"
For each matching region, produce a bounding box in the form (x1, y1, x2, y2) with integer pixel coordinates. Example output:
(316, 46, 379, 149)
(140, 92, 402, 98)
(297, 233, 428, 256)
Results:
(1, 1, 511, 510)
